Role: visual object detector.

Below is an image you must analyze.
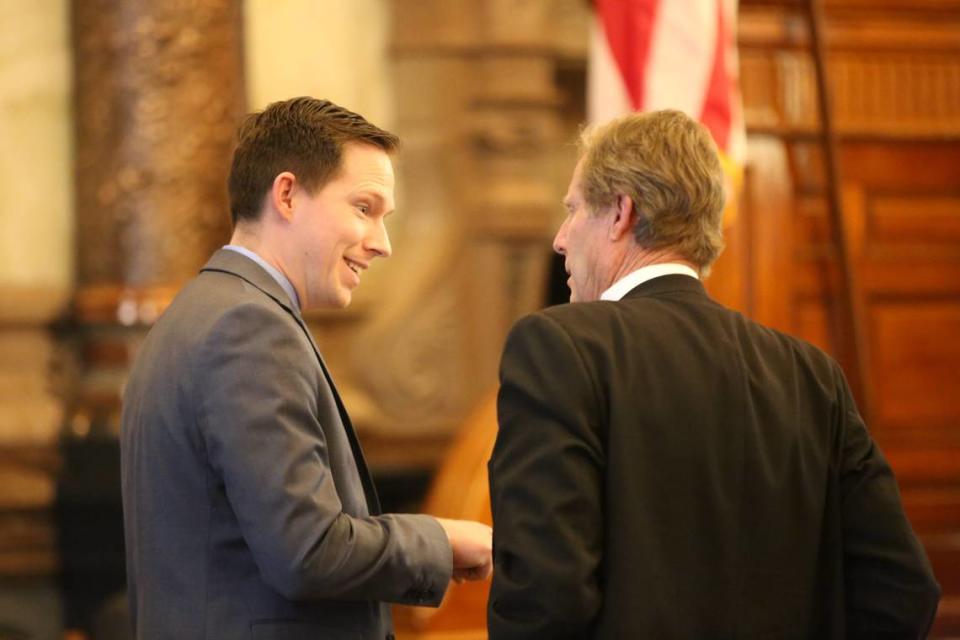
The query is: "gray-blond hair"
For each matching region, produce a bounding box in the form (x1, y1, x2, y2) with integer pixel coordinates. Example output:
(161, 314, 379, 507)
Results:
(578, 109, 726, 273)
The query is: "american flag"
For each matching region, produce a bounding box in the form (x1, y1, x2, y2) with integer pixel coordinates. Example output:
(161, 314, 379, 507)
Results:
(588, 0, 746, 221)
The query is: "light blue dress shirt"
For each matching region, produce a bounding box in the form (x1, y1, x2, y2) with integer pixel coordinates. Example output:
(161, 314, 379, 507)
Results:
(223, 245, 301, 311)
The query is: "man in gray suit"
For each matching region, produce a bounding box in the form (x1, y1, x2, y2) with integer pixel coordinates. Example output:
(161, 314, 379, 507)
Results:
(121, 97, 492, 640)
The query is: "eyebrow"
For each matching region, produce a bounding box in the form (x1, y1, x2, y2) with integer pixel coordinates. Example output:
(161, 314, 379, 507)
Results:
(355, 188, 383, 199)
(354, 190, 385, 205)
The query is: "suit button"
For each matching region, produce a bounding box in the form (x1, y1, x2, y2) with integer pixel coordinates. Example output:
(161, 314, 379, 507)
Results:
(386, 635, 396, 640)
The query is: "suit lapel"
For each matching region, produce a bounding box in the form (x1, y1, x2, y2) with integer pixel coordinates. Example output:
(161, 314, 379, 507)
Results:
(200, 249, 383, 515)
(288, 315, 383, 515)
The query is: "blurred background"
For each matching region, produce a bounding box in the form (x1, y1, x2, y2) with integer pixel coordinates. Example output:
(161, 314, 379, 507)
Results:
(0, 0, 958, 638)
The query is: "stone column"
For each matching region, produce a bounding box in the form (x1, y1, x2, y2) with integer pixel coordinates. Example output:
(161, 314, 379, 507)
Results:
(382, 3, 592, 634)
(51, 1, 244, 629)
(70, 0, 245, 434)
(345, 0, 589, 466)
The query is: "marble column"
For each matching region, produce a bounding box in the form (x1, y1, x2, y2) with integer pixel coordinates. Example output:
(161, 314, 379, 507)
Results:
(345, 0, 588, 465)
(70, 0, 245, 434)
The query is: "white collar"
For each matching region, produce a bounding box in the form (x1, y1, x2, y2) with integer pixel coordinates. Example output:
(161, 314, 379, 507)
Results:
(599, 263, 699, 301)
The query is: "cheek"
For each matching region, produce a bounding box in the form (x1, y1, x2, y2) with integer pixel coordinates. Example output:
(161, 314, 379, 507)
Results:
(334, 219, 364, 249)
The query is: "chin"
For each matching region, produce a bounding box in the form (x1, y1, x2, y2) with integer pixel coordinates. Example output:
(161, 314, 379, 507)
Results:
(304, 290, 352, 310)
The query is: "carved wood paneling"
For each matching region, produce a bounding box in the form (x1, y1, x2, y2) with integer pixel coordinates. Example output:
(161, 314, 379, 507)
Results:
(873, 302, 960, 430)
(740, 3, 960, 139)
(748, 141, 960, 636)
(738, 3, 960, 627)
(871, 196, 960, 244)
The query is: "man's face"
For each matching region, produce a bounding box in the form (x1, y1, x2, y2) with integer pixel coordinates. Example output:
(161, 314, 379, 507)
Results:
(553, 158, 616, 303)
(288, 142, 395, 309)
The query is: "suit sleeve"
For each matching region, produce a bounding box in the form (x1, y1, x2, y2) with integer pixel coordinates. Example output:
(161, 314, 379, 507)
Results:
(194, 302, 452, 605)
(836, 363, 941, 638)
(488, 313, 605, 639)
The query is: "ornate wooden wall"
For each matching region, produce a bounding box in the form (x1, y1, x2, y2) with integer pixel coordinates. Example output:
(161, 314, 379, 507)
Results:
(735, 1, 960, 634)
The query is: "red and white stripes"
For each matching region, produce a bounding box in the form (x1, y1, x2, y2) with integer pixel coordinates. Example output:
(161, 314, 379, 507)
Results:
(588, 0, 745, 173)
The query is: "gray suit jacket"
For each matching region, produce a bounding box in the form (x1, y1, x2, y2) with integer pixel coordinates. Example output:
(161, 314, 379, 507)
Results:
(121, 249, 451, 640)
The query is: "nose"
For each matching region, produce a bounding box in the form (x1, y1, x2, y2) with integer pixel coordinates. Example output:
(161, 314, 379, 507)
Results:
(366, 218, 392, 258)
(552, 218, 568, 256)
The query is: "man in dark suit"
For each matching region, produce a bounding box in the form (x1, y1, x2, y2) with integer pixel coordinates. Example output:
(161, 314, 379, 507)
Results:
(121, 97, 492, 640)
(487, 109, 940, 639)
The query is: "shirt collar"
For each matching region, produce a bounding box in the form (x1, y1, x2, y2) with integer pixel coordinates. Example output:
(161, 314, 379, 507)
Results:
(599, 263, 699, 302)
(222, 245, 301, 311)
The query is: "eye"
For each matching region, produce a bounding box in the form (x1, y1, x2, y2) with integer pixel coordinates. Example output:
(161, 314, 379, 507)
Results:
(355, 203, 370, 215)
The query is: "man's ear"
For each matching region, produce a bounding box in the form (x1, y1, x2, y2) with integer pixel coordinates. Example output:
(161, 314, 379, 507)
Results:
(270, 172, 297, 223)
(609, 194, 635, 241)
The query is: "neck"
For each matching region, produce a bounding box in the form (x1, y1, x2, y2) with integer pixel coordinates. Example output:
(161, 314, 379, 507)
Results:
(229, 225, 295, 287)
(610, 245, 699, 283)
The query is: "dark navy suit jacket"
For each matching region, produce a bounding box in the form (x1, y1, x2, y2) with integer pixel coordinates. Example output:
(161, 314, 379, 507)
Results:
(489, 275, 939, 639)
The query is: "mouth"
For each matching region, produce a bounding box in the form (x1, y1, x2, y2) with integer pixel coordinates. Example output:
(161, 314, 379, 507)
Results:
(344, 257, 368, 275)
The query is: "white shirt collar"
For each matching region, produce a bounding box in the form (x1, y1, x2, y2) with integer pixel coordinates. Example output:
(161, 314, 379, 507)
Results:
(222, 245, 301, 311)
(599, 263, 699, 302)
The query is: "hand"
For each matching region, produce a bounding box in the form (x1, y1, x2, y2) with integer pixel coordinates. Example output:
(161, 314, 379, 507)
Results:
(436, 518, 493, 583)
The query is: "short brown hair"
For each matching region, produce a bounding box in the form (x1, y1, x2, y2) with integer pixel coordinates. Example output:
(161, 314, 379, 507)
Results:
(579, 110, 726, 272)
(228, 97, 400, 225)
